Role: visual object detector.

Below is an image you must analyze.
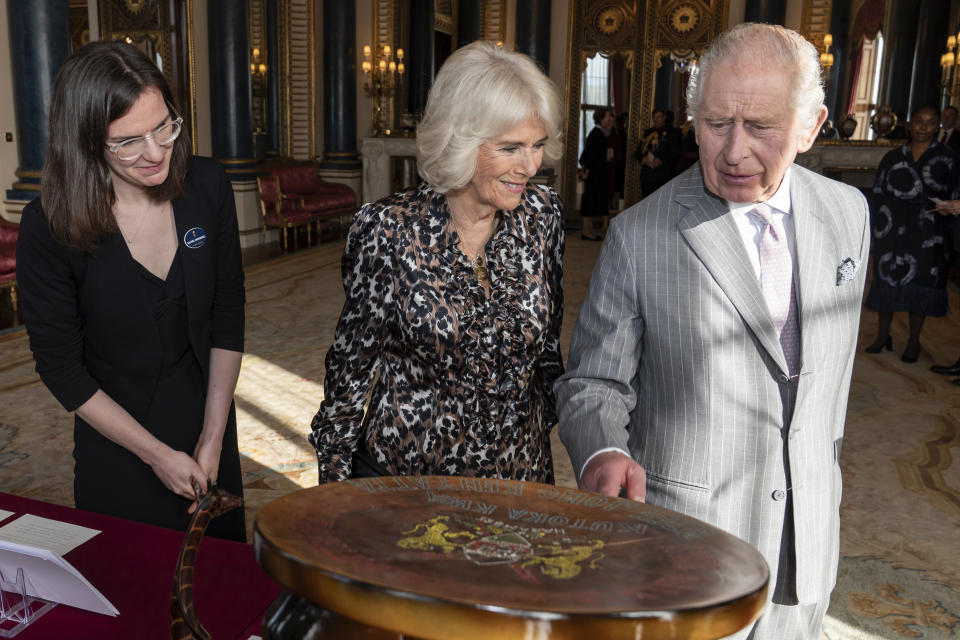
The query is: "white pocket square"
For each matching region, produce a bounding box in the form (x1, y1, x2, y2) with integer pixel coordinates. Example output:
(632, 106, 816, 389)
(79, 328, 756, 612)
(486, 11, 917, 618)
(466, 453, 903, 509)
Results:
(836, 258, 859, 285)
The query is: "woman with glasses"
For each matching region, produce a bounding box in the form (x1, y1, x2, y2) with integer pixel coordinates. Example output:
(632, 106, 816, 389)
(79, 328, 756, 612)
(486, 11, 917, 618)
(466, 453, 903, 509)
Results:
(16, 41, 246, 541)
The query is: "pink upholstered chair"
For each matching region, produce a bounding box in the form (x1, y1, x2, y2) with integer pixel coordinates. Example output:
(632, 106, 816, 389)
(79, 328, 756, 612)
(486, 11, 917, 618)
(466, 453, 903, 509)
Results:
(269, 164, 357, 227)
(0, 218, 18, 323)
(256, 175, 317, 253)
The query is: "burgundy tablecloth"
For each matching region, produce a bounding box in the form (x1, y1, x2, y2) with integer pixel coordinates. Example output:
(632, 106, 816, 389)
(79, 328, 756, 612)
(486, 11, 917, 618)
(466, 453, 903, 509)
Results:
(0, 492, 280, 639)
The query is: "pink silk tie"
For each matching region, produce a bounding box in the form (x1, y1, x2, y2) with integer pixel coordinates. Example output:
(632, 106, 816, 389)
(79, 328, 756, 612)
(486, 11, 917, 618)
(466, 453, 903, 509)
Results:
(749, 203, 801, 378)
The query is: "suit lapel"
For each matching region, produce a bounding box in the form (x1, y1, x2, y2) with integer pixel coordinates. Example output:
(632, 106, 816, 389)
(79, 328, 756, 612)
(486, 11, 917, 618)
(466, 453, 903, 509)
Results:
(172, 199, 202, 320)
(676, 168, 789, 375)
(791, 169, 837, 375)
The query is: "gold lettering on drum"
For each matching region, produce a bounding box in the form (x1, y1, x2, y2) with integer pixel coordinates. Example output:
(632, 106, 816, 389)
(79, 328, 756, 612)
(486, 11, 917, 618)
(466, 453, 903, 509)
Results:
(356, 476, 525, 496)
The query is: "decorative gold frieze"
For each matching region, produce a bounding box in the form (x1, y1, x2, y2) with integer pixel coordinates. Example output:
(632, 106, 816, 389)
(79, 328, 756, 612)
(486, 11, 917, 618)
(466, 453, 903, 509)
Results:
(655, 0, 723, 52)
(482, 0, 506, 42)
(279, 0, 315, 160)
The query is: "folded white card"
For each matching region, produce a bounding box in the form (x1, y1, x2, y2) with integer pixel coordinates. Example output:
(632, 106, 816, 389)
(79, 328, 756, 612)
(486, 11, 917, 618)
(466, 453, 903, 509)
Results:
(0, 514, 100, 556)
(0, 516, 118, 616)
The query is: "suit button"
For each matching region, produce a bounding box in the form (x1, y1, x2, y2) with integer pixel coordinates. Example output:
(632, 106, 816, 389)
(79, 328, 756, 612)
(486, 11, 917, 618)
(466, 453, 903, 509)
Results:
(777, 373, 789, 383)
(772, 490, 787, 501)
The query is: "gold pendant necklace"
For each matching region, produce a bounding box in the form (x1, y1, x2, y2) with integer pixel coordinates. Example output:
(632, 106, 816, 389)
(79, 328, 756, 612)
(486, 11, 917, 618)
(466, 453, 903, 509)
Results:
(471, 255, 489, 282)
(450, 213, 491, 283)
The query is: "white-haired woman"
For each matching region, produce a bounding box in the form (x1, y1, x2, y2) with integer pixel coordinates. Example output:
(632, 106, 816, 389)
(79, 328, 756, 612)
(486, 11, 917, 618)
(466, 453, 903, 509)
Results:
(309, 41, 565, 484)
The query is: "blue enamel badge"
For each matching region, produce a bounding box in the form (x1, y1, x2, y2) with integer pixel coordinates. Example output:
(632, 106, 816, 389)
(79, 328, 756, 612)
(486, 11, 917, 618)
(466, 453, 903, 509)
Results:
(183, 227, 207, 249)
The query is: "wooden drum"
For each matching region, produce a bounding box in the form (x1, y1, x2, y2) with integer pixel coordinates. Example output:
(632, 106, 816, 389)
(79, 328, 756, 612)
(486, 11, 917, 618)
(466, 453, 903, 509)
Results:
(254, 476, 768, 640)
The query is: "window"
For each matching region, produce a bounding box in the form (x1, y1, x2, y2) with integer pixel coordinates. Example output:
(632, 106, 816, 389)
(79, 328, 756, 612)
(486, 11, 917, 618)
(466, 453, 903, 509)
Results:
(579, 53, 612, 160)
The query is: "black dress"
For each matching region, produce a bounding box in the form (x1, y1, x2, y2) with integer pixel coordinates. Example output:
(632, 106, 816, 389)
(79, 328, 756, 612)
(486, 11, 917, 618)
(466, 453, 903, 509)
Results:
(73, 250, 245, 541)
(18, 157, 246, 542)
(579, 126, 611, 217)
(865, 142, 960, 316)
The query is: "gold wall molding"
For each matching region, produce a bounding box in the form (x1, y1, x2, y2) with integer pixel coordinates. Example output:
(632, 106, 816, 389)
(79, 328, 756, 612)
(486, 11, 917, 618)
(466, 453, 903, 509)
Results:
(187, 0, 196, 153)
(250, 0, 266, 134)
(374, 0, 400, 54)
(69, 1, 91, 50)
(435, 9, 455, 35)
(482, 0, 506, 42)
(278, 0, 316, 160)
(801, 0, 832, 51)
(278, 0, 288, 157)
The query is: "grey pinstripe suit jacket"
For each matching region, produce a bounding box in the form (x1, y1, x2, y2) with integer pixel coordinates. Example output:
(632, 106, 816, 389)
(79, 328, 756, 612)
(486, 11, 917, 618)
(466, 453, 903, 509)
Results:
(556, 163, 869, 605)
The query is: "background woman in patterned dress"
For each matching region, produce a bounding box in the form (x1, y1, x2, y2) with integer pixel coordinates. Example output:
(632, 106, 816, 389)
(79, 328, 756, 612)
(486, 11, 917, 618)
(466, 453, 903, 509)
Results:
(309, 42, 565, 484)
(864, 106, 960, 362)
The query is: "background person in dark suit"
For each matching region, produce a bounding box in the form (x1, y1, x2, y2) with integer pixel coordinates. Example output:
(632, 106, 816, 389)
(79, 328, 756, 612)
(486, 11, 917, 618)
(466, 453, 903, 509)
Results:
(637, 108, 681, 198)
(939, 106, 960, 154)
(17, 42, 246, 541)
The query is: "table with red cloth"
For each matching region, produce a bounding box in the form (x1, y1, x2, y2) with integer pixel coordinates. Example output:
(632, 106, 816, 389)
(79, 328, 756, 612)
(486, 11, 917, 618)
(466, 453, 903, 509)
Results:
(0, 492, 281, 639)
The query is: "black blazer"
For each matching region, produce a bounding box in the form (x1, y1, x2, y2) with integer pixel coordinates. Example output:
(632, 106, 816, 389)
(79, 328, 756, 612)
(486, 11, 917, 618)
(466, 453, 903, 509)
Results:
(943, 129, 960, 155)
(17, 157, 245, 423)
(579, 126, 610, 216)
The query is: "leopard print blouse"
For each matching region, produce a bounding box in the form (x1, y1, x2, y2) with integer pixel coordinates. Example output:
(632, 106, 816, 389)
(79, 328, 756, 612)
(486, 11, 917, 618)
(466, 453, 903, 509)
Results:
(309, 182, 564, 484)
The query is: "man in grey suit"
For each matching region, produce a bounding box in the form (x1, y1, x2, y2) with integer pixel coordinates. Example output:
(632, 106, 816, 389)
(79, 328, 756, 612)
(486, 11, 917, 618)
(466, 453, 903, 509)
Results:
(556, 23, 869, 640)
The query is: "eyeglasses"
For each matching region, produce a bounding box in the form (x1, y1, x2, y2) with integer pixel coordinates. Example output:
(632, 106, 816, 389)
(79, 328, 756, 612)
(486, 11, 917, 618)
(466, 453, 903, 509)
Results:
(106, 116, 183, 162)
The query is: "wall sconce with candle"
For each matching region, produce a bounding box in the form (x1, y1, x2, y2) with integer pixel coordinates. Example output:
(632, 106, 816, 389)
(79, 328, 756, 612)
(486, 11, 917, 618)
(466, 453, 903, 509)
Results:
(361, 44, 405, 136)
(250, 46, 267, 77)
(942, 32, 960, 100)
(250, 46, 268, 143)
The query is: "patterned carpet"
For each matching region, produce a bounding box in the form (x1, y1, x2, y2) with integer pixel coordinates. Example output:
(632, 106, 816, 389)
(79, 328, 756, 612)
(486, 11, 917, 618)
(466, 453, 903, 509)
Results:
(0, 235, 958, 638)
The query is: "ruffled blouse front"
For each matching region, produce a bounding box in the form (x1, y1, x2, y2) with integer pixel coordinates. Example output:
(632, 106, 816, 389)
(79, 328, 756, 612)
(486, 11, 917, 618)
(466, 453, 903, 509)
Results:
(309, 182, 565, 484)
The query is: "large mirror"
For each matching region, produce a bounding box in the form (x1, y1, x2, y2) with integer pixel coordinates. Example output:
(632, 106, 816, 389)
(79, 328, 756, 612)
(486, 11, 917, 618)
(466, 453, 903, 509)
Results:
(574, 50, 634, 212)
(562, 2, 647, 215)
(561, 0, 727, 216)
